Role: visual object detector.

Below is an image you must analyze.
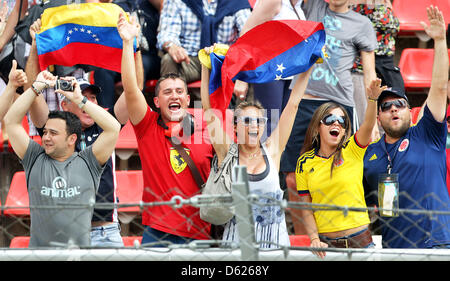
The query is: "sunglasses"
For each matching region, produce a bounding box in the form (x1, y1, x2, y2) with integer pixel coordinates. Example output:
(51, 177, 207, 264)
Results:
(380, 99, 408, 112)
(321, 114, 347, 128)
(236, 116, 268, 126)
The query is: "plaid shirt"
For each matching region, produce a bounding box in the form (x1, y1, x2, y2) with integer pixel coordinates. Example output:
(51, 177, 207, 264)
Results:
(157, 0, 251, 56)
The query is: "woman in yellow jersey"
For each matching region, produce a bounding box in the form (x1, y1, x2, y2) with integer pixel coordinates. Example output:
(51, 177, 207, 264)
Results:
(295, 78, 386, 258)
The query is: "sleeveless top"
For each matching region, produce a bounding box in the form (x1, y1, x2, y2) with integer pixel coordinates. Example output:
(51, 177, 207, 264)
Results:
(222, 143, 291, 248)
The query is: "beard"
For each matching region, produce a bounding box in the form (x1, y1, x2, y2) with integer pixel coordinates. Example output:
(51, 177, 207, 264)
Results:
(382, 119, 411, 139)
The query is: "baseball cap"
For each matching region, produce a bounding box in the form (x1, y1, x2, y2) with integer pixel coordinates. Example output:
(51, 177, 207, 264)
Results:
(77, 78, 101, 95)
(378, 87, 409, 104)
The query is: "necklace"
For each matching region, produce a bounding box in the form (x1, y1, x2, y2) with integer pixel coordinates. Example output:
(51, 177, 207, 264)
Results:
(242, 149, 261, 160)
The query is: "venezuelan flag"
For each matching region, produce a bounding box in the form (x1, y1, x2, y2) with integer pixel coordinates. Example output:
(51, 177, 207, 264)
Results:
(203, 20, 325, 117)
(36, 3, 134, 73)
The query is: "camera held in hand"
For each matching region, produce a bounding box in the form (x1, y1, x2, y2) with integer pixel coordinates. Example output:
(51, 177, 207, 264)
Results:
(55, 79, 74, 92)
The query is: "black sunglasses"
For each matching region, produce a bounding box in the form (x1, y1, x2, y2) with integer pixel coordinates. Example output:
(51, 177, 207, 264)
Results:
(236, 116, 268, 126)
(380, 99, 408, 112)
(321, 114, 347, 128)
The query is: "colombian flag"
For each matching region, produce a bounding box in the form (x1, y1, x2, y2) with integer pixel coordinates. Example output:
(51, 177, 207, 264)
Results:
(206, 20, 326, 117)
(36, 3, 133, 73)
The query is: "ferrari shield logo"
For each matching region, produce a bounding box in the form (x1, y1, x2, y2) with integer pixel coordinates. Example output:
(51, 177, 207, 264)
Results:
(170, 147, 190, 174)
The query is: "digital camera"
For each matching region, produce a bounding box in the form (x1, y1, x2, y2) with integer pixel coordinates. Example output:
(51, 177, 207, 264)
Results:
(55, 79, 74, 92)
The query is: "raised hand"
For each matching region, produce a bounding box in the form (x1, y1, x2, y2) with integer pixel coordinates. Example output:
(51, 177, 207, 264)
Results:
(29, 18, 42, 42)
(366, 78, 388, 100)
(420, 5, 446, 41)
(8, 60, 27, 88)
(117, 11, 139, 42)
(54, 77, 83, 104)
(0, 0, 8, 23)
(34, 70, 57, 92)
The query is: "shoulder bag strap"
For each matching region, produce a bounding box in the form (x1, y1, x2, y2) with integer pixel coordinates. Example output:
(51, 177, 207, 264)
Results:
(167, 136, 205, 190)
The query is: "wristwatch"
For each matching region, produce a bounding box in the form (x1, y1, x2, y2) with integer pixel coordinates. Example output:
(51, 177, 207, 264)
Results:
(78, 96, 88, 109)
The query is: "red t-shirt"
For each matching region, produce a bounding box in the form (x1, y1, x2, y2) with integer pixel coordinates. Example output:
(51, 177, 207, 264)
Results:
(132, 106, 213, 239)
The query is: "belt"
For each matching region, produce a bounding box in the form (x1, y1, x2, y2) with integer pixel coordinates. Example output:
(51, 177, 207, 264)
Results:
(320, 229, 373, 248)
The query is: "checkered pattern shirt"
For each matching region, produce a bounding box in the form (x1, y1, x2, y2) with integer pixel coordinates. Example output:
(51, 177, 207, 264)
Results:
(28, 68, 87, 136)
(157, 0, 251, 56)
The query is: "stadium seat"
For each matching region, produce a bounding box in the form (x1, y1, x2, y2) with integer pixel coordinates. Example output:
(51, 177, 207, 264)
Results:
(9, 236, 144, 248)
(398, 48, 450, 90)
(3, 171, 30, 216)
(115, 170, 144, 223)
(145, 79, 158, 93)
(289, 235, 310, 247)
(122, 236, 142, 247)
(9, 236, 30, 248)
(187, 80, 201, 89)
(393, 0, 450, 37)
(115, 120, 138, 160)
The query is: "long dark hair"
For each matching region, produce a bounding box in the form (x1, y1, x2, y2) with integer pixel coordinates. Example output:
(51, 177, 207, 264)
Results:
(300, 102, 352, 178)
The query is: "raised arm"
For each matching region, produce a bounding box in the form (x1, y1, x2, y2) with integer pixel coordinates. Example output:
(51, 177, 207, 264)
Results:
(0, 60, 26, 121)
(420, 5, 448, 122)
(355, 78, 386, 146)
(200, 58, 232, 165)
(118, 11, 147, 125)
(26, 18, 51, 129)
(266, 67, 313, 167)
(4, 70, 55, 159)
(240, 0, 282, 36)
(55, 79, 121, 166)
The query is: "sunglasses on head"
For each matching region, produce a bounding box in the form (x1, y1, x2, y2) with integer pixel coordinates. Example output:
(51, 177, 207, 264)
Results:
(321, 114, 347, 128)
(380, 99, 408, 112)
(236, 116, 268, 126)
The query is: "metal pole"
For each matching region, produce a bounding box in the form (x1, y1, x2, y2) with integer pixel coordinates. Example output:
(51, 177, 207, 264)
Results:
(232, 165, 258, 261)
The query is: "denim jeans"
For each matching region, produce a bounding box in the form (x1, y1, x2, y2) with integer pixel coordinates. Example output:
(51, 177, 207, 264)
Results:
(90, 222, 124, 247)
(141, 226, 194, 247)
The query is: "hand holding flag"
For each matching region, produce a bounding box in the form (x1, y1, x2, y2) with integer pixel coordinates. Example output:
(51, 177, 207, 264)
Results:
(36, 3, 135, 73)
(199, 20, 326, 117)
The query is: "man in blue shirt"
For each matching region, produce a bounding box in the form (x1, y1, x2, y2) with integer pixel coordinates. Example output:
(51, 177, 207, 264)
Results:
(363, 6, 450, 248)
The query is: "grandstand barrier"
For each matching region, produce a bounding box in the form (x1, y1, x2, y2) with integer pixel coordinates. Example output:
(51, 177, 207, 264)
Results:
(1, 166, 449, 261)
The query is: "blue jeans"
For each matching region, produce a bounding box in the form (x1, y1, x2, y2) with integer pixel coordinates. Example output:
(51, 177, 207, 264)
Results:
(90, 222, 124, 248)
(141, 226, 194, 247)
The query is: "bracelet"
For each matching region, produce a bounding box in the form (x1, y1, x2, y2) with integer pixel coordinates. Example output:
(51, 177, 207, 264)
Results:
(78, 96, 88, 109)
(31, 84, 41, 96)
(310, 237, 320, 242)
(368, 97, 378, 102)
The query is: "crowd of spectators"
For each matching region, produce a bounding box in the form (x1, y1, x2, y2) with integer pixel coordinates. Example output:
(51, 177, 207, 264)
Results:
(0, 0, 449, 251)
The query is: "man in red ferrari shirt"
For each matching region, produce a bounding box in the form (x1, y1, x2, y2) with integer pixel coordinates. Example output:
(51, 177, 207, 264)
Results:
(118, 12, 213, 245)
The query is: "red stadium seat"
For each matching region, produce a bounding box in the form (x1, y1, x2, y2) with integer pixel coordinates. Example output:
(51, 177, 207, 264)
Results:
(115, 170, 144, 215)
(3, 171, 30, 216)
(9, 236, 144, 248)
(393, 0, 450, 36)
(398, 48, 450, 90)
(187, 80, 201, 89)
(145, 79, 158, 93)
(122, 236, 142, 247)
(9, 236, 30, 248)
(289, 235, 310, 247)
(4, 169, 144, 218)
(115, 120, 138, 160)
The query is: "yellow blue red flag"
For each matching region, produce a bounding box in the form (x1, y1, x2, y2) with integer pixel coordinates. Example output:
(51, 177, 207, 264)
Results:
(36, 3, 134, 73)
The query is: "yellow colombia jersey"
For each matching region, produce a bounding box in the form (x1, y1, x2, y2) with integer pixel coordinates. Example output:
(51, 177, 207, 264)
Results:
(295, 134, 370, 233)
